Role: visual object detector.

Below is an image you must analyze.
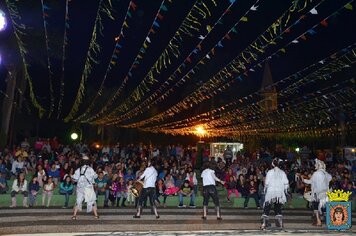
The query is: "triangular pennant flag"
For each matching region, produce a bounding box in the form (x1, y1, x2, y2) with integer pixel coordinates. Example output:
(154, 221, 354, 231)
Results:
(321, 19, 328, 27)
(307, 29, 317, 35)
(149, 28, 156, 34)
(206, 25, 212, 32)
(192, 49, 198, 54)
(211, 48, 215, 55)
(300, 34, 307, 40)
(206, 54, 210, 59)
(157, 13, 164, 20)
(217, 41, 223, 47)
(197, 44, 202, 50)
(231, 27, 237, 33)
(280, 48, 286, 53)
(146, 36, 151, 43)
(153, 21, 160, 28)
(143, 42, 148, 48)
(250, 5, 258, 11)
(217, 19, 223, 24)
(241, 16, 248, 22)
(43, 5, 50, 10)
(345, 3, 353, 10)
(130, 2, 137, 11)
(225, 34, 231, 40)
(128, 72, 133, 77)
(292, 39, 299, 43)
(186, 57, 192, 63)
(127, 12, 132, 18)
(123, 21, 129, 28)
(199, 35, 205, 40)
(310, 8, 318, 15)
(229, 0, 236, 4)
(161, 5, 168, 11)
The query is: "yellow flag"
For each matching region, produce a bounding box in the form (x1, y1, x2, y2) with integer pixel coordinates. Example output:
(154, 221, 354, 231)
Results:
(241, 17, 248, 22)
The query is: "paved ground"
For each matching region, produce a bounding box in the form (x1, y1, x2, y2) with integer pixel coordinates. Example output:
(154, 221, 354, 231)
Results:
(0, 207, 354, 235)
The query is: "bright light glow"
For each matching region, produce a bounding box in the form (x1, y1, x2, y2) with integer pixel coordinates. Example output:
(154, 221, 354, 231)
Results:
(70, 133, 78, 140)
(95, 144, 100, 149)
(352, 148, 355, 153)
(295, 147, 300, 152)
(195, 126, 206, 136)
(0, 10, 6, 32)
(233, 148, 236, 152)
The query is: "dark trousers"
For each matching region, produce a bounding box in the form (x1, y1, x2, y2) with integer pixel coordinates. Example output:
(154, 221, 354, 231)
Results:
(263, 202, 282, 216)
(138, 187, 156, 207)
(203, 185, 219, 206)
(244, 193, 260, 207)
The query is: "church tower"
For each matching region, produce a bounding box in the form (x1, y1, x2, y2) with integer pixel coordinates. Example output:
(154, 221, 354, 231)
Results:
(260, 62, 277, 112)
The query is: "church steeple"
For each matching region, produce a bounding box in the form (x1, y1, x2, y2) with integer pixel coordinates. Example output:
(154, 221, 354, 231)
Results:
(260, 62, 277, 112)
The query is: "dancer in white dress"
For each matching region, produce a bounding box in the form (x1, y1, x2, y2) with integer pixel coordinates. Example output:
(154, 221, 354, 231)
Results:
(261, 158, 289, 230)
(71, 155, 99, 220)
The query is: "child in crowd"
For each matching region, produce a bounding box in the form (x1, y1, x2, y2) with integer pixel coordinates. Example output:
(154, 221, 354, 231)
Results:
(226, 175, 239, 203)
(59, 175, 74, 208)
(42, 176, 55, 207)
(108, 173, 119, 206)
(126, 179, 135, 205)
(28, 176, 40, 207)
(116, 177, 127, 207)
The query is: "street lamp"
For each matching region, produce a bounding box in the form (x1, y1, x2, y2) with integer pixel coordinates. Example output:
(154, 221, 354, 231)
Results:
(0, 10, 7, 32)
(70, 132, 78, 140)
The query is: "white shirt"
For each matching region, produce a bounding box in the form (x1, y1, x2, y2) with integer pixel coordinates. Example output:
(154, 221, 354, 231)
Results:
(303, 169, 331, 199)
(201, 168, 221, 186)
(139, 166, 157, 188)
(264, 167, 289, 204)
(72, 165, 98, 188)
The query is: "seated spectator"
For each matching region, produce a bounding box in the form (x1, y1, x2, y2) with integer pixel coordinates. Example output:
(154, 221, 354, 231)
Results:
(42, 176, 55, 207)
(178, 180, 196, 208)
(244, 180, 260, 209)
(164, 173, 179, 195)
(36, 164, 47, 188)
(59, 175, 74, 208)
(186, 169, 198, 194)
(28, 176, 40, 207)
(47, 163, 60, 186)
(95, 171, 109, 207)
(155, 179, 167, 207)
(10, 172, 28, 207)
(11, 155, 27, 176)
(226, 176, 239, 203)
(0, 172, 8, 194)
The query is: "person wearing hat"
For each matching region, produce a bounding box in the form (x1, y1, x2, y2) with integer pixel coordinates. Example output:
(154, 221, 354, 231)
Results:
(71, 155, 99, 220)
(260, 158, 289, 230)
(133, 159, 159, 219)
(300, 159, 331, 226)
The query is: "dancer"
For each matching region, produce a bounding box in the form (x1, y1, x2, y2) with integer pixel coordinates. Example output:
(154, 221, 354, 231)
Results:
(301, 159, 331, 226)
(201, 161, 225, 220)
(133, 160, 159, 219)
(261, 158, 289, 230)
(71, 155, 99, 220)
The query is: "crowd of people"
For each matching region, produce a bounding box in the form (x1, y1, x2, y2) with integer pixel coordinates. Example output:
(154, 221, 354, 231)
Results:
(0, 137, 355, 224)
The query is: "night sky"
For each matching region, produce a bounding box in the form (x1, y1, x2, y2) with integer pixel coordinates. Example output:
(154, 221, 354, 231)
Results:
(0, 0, 355, 137)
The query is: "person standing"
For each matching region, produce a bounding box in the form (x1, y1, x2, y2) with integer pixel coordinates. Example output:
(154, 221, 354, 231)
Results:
(301, 159, 331, 226)
(201, 161, 225, 220)
(71, 155, 99, 220)
(261, 158, 289, 230)
(133, 160, 159, 219)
